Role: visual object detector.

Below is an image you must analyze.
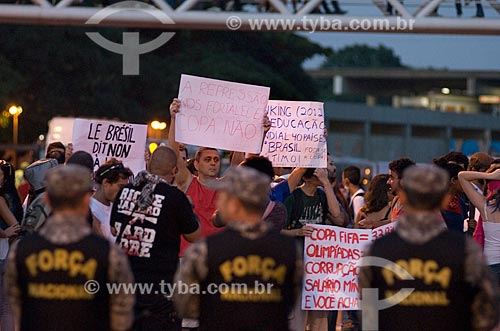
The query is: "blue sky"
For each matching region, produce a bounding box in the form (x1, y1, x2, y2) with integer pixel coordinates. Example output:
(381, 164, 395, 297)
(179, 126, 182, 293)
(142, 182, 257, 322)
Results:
(298, 2, 500, 70)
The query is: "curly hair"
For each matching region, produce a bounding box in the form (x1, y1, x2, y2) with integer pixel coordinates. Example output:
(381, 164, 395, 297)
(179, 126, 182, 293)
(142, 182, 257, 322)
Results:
(362, 174, 390, 213)
(442, 151, 468, 170)
(388, 158, 415, 179)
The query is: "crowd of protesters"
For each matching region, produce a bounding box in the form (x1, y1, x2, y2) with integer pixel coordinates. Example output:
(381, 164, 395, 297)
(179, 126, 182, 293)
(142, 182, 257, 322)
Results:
(0, 100, 500, 331)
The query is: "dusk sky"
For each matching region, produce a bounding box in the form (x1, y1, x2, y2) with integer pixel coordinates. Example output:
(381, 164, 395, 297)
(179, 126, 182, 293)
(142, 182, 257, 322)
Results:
(299, 2, 500, 70)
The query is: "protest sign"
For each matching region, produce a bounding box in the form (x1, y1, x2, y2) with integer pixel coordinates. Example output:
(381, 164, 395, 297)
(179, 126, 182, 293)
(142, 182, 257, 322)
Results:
(175, 74, 270, 153)
(370, 221, 397, 241)
(72, 118, 147, 175)
(261, 100, 327, 168)
(302, 223, 396, 310)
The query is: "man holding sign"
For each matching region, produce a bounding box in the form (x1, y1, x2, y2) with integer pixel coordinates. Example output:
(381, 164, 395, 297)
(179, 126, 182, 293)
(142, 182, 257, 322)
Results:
(169, 98, 223, 260)
(169, 95, 272, 255)
(282, 167, 348, 331)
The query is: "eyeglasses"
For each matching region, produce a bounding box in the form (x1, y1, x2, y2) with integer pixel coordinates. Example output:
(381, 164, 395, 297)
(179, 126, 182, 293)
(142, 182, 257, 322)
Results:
(98, 162, 124, 178)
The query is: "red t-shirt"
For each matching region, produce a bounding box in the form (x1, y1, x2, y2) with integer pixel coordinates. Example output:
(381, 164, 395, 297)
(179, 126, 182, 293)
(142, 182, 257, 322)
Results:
(180, 176, 222, 256)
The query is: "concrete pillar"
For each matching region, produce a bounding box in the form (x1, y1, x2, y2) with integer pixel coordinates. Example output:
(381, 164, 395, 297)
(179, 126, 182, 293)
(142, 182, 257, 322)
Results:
(363, 122, 371, 159)
(445, 126, 453, 151)
(366, 95, 377, 106)
(393, 95, 401, 108)
(481, 129, 492, 152)
(333, 75, 343, 96)
(466, 77, 476, 96)
(403, 124, 412, 157)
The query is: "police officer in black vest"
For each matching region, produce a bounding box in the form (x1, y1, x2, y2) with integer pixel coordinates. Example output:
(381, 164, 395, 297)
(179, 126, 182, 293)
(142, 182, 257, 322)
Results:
(360, 165, 499, 331)
(174, 166, 303, 331)
(4, 165, 134, 331)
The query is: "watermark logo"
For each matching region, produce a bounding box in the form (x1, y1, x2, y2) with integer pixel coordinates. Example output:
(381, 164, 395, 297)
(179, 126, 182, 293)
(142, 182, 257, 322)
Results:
(358, 257, 415, 331)
(225, 15, 415, 33)
(84, 280, 100, 294)
(309, 256, 415, 331)
(85, 1, 175, 75)
(226, 16, 243, 31)
(82, 279, 276, 298)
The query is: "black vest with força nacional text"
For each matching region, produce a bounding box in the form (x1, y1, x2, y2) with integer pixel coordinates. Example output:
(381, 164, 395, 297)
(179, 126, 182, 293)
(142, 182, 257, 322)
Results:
(368, 230, 474, 331)
(200, 227, 298, 331)
(15, 232, 110, 331)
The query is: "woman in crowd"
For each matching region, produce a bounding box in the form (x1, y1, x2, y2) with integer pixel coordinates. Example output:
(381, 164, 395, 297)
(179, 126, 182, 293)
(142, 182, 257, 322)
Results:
(0, 160, 22, 330)
(459, 165, 500, 283)
(438, 162, 468, 234)
(354, 174, 392, 229)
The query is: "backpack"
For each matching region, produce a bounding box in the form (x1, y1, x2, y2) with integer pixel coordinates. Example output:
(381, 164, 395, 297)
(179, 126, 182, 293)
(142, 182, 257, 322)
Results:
(289, 188, 329, 229)
(24, 158, 58, 206)
(20, 193, 51, 236)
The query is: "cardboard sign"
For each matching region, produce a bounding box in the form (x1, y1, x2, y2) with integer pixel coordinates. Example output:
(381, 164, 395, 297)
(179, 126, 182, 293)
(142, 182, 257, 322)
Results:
(176, 74, 270, 153)
(302, 223, 396, 310)
(261, 100, 327, 168)
(370, 221, 397, 241)
(72, 118, 147, 175)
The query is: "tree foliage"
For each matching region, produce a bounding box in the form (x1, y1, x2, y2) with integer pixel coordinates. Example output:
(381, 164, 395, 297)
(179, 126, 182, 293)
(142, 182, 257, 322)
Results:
(322, 44, 405, 68)
(0, 25, 329, 143)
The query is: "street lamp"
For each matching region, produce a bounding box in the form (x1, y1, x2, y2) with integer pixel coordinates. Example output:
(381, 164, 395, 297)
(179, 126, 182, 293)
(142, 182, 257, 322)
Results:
(150, 120, 167, 140)
(8, 105, 23, 145)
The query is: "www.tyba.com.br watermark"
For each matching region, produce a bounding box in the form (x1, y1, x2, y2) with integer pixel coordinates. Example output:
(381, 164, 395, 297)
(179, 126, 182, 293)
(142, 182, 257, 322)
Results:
(226, 15, 415, 33)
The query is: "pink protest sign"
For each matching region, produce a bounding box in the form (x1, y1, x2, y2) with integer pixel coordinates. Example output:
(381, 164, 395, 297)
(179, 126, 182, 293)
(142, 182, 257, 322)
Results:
(176, 74, 270, 153)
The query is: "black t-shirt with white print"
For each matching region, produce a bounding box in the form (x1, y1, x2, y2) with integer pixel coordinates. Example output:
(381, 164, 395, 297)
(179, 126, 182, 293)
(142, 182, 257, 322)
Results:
(110, 181, 198, 295)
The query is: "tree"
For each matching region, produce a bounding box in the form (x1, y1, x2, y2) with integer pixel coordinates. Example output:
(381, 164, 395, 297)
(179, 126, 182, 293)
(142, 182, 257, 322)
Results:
(322, 44, 405, 68)
(0, 26, 329, 143)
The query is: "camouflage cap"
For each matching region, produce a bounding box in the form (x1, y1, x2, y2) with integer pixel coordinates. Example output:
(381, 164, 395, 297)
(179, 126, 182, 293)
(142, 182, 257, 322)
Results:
(209, 166, 270, 209)
(401, 164, 449, 196)
(44, 165, 93, 203)
(400, 165, 449, 210)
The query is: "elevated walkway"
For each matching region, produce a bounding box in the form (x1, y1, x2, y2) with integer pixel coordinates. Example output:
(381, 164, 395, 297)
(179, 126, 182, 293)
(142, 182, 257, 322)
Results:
(1, 0, 500, 33)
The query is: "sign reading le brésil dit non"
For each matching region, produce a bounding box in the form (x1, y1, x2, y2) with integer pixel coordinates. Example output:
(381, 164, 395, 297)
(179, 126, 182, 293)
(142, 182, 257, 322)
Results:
(175, 74, 271, 154)
(72, 118, 147, 176)
(261, 100, 327, 168)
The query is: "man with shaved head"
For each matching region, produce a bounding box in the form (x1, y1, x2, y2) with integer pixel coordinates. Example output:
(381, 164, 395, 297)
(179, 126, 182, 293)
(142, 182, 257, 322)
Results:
(111, 146, 200, 331)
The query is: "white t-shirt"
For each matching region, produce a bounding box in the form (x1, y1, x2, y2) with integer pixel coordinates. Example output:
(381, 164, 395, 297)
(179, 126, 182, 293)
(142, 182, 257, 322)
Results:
(349, 188, 365, 221)
(90, 197, 114, 242)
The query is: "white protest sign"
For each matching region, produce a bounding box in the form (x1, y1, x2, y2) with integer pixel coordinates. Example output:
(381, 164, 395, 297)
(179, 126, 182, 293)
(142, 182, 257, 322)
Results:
(370, 221, 397, 241)
(302, 222, 397, 310)
(72, 118, 147, 175)
(261, 100, 327, 168)
(175, 74, 270, 153)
